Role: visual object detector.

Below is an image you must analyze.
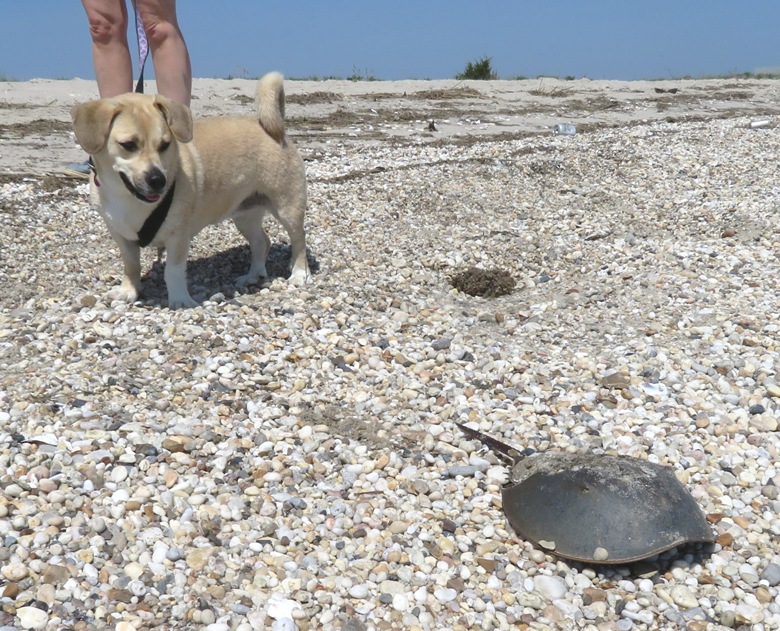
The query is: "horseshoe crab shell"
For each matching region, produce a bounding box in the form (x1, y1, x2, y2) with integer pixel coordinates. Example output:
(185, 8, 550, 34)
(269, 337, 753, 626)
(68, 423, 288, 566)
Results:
(457, 424, 715, 564)
(504, 452, 714, 563)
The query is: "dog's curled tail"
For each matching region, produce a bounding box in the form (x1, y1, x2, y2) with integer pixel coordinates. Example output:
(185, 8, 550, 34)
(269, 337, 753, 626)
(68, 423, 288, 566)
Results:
(257, 71, 286, 143)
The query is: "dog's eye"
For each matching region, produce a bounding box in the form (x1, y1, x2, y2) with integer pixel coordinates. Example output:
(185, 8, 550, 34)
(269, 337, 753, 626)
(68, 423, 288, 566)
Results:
(159, 140, 171, 152)
(119, 140, 138, 152)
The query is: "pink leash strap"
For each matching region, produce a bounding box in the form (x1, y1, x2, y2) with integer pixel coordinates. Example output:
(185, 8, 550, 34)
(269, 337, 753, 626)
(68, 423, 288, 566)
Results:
(130, 0, 149, 93)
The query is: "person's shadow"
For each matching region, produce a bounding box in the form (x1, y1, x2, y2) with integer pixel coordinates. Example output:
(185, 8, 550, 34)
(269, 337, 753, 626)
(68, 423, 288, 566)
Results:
(137, 243, 319, 306)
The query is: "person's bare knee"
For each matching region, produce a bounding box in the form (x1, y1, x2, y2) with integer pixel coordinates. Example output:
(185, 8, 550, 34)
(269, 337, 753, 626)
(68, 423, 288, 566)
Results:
(87, 19, 125, 46)
(140, 17, 180, 50)
(82, 0, 127, 46)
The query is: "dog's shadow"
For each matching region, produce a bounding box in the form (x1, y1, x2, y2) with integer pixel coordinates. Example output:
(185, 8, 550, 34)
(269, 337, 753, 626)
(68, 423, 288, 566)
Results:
(138, 243, 320, 305)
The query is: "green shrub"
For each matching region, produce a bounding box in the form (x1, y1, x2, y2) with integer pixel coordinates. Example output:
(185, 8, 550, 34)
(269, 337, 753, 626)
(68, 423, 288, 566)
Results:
(456, 56, 498, 80)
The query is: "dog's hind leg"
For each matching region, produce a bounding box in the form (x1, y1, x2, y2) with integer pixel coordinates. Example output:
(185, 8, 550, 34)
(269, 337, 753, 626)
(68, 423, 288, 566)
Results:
(164, 236, 197, 309)
(273, 201, 310, 286)
(233, 206, 271, 287)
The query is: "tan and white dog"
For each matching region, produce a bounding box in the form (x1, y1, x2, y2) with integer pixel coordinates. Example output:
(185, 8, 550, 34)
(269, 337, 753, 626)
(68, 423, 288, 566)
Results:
(71, 72, 309, 308)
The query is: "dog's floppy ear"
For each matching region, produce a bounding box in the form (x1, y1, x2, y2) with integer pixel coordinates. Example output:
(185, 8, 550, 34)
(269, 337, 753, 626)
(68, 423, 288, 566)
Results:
(154, 95, 193, 143)
(70, 100, 121, 155)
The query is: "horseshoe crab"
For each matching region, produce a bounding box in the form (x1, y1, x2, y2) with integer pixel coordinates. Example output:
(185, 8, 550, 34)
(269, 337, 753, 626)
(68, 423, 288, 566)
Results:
(456, 423, 714, 564)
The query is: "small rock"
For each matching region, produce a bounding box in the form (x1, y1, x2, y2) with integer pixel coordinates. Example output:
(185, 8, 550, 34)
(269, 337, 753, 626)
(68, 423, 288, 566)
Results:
(533, 575, 567, 601)
(16, 606, 48, 630)
(766, 384, 780, 398)
(35, 583, 55, 606)
(602, 372, 630, 388)
(434, 588, 457, 603)
(111, 466, 129, 483)
(270, 618, 298, 631)
(267, 596, 301, 620)
(476, 558, 496, 572)
(392, 593, 409, 611)
(162, 436, 192, 453)
(378, 580, 406, 595)
(431, 337, 452, 351)
(755, 586, 772, 604)
(348, 585, 369, 599)
(592, 547, 609, 561)
(582, 588, 607, 605)
(41, 564, 70, 585)
(716, 532, 734, 547)
(670, 584, 699, 609)
(341, 619, 367, 631)
(1, 562, 29, 582)
(760, 562, 780, 586)
(4, 483, 23, 497)
(108, 588, 134, 603)
(446, 465, 478, 477)
(738, 563, 759, 586)
(446, 577, 465, 592)
(734, 603, 765, 625)
(124, 561, 144, 580)
(166, 547, 184, 561)
(186, 547, 215, 571)
(516, 592, 546, 610)
(388, 520, 407, 535)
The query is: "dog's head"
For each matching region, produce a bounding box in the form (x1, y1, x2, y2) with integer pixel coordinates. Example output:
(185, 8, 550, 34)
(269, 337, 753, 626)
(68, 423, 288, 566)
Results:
(71, 93, 193, 203)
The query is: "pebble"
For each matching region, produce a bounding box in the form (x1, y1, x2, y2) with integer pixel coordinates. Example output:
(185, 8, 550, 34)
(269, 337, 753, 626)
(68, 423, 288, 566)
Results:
(670, 585, 699, 609)
(1, 562, 29, 581)
(348, 584, 370, 599)
(534, 575, 568, 601)
(15, 607, 48, 630)
(270, 619, 298, 631)
(392, 593, 410, 612)
(0, 84, 779, 631)
(761, 562, 780, 586)
(637, 579, 654, 593)
(434, 588, 458, 603)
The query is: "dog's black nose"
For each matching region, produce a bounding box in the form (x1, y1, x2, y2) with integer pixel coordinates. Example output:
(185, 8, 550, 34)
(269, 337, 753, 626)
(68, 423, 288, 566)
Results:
(146, 168, 167, 193)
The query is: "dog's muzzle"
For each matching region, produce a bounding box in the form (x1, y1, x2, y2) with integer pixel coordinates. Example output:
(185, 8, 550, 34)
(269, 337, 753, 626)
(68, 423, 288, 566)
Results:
(120, 167, 167, 203)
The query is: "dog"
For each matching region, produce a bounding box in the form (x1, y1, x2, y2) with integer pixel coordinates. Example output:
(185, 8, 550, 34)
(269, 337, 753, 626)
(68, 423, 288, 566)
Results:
(71, 72, 309, 308)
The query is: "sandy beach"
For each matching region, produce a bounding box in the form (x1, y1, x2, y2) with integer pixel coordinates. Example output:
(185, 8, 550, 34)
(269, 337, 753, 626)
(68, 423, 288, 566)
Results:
(3, 76, 780, 176)
(1, 77, 779, 630)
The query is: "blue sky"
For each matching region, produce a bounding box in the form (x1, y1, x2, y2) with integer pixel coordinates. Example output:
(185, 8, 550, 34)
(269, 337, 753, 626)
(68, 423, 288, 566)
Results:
(2, 1, 779, 82)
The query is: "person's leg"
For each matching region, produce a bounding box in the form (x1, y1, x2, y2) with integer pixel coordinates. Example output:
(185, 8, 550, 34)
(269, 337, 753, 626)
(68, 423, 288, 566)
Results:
(81, 0, 133, 97)
(136, 0, 192, 105)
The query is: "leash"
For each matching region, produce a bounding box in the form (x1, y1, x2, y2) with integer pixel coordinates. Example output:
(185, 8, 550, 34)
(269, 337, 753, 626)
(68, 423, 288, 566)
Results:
(136, 181, 176, 247)
(130, 0, 149, 94)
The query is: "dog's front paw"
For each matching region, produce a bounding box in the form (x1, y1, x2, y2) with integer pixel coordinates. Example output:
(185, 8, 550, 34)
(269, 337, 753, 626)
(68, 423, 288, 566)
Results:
(288, 268, 311, 287)
(106, 283, 139, 303)
(234, 273, 267, 288)
(167, 294, 198, 309)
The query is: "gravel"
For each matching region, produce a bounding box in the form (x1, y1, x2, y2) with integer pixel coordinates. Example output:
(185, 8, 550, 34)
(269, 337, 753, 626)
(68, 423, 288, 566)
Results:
(1, 80, 779, 630)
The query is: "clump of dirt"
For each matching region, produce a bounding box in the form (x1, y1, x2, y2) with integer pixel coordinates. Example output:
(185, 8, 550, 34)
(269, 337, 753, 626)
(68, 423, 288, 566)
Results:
(287, 92, 346, 105)
(409, 87, 482, 100)
(451, 266, 515, 298)
(0, 119, 72, 139)
(529, 85, 575, 98)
